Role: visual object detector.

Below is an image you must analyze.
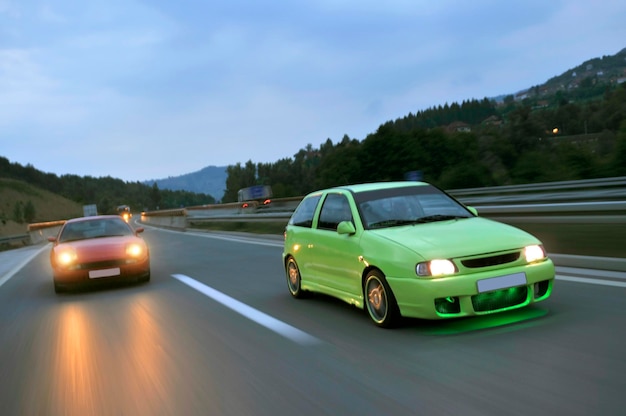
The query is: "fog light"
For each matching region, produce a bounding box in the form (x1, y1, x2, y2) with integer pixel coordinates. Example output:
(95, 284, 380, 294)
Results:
(435, 296, 460, 314)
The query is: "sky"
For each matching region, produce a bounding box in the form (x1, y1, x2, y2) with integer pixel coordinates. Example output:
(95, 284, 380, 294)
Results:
(1, 0, 625, 183)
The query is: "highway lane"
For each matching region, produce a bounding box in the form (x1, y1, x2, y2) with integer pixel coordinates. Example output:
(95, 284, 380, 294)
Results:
(0, 227, 624, 415)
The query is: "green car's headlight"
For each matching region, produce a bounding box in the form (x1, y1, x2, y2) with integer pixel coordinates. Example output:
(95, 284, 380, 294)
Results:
(416, 259, 457, 277)
(524, 245, 546, 263)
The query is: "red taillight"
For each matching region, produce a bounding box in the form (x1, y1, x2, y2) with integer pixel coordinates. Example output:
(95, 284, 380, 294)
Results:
(263, 199, 271, 205)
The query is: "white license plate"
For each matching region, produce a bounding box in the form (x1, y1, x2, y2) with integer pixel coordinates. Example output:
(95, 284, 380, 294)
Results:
(89, 268, 121, 279)
(477, 272, 526, 293)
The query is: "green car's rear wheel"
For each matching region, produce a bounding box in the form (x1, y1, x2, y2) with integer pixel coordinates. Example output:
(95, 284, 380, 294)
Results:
(364, 270, 399, 328)
(286, 257, 306, 298)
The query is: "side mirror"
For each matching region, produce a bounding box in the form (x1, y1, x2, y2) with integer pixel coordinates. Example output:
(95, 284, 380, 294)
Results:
(135, 227, 145, 234)
(47, 236, 57, 243)
(466, 206, 478, 216)
(337, 221, 356, 235)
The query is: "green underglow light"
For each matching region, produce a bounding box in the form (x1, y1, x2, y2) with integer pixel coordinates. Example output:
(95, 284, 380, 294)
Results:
(419, 307, 550, 335)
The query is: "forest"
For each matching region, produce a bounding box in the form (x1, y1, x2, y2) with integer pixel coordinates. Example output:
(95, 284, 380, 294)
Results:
(2, 75, 626, 211)
(0, 159, 215, 215)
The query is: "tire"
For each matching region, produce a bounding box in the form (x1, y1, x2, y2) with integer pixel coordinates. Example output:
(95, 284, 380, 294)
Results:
(364, 270, 400, 328)
(286, 257, 306, 298)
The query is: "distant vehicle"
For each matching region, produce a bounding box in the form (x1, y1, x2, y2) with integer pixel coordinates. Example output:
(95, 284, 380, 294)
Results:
(48, 215, 150, 293)
(238, 185, 272, 207)
(283, 181, 555, 328)
(117, 205, 132, 222)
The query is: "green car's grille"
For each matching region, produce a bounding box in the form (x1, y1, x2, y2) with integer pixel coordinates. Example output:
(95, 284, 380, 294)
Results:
(471, 286, 528, 312)
(461, 252, 520, 268)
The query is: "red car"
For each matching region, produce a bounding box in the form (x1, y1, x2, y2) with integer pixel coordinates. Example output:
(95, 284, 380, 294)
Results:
(48, 215, 150, 293)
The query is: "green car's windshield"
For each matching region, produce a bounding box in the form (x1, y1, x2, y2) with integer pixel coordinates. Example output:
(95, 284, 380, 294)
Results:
(355, 185, 473, 229)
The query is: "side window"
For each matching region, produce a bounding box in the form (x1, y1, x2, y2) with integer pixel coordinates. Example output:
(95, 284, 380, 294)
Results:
(318, 194, 353, 231)
(289, 195, 321, 228)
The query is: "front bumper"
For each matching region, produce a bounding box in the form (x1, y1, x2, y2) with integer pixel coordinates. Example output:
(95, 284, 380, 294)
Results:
(53, 259, 150, 287)
(386, 259, 555, 319)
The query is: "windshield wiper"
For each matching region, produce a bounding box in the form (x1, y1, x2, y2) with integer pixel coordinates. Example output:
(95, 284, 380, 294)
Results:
(368, 219, 421, 229)
(415, 214, 468, 223)
(369, 215, 469, 228)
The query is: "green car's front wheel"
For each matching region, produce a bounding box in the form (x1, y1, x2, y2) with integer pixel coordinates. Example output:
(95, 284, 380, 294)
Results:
(286, 256, 306, 298)
(364, 270, 400, 328)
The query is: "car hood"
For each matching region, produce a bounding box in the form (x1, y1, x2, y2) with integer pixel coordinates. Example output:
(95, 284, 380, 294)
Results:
(367, 217, 541, 259)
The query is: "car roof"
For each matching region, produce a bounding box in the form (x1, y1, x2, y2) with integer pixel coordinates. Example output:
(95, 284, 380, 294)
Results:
(323, 181, 431, 194)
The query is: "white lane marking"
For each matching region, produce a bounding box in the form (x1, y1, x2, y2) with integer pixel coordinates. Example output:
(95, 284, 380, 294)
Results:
(556, 274, 626, 288)
(556, 266, 626, 280)
(0, 244, 49, 288)
(172, 274, 319, 346)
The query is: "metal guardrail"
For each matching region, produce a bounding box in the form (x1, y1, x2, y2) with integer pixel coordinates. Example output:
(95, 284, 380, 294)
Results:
(0, 234, 30, 248)
(448, 176, 626, 195)
(448, 176, 626, 205)
(179, 177, 626, 222)
(0, 234, 29, 243)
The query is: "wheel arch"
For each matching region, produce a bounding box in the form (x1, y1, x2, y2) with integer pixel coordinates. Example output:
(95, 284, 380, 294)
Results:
(360, 265, 389, 308)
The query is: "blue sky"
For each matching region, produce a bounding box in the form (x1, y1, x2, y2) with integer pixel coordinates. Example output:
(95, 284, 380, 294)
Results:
(2, 0, 625, 182)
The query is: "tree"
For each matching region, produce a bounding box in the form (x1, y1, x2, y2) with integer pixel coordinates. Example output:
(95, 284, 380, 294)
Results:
(23, 200, 36, 223)
(12, 202, 23, 223)
(150, 182, 162, 210)
(611, 120, 626, 175)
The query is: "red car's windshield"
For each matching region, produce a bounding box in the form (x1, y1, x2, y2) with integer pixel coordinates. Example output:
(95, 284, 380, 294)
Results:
(59, 218, 133, 242)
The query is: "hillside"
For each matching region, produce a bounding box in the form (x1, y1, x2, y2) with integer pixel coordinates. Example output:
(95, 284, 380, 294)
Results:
(542, 47, 626, 94)
(0, 178, 83, 237)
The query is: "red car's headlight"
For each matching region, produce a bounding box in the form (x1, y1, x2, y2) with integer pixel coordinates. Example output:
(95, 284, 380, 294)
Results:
(55, 247, 77, 267)
(126, 243, 145, 258)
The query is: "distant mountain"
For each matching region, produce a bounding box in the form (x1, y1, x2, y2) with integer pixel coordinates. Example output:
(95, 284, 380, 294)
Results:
(144, 165, 228, 201)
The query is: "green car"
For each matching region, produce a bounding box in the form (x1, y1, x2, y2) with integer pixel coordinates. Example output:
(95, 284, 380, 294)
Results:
(282, 181, 555, 328)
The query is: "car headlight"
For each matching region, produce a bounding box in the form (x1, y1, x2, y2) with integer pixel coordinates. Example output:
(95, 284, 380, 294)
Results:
(524, 245, 546, 263)
(416, 259, 457, 277)
(126, 243, 144, 258)
(56, 248, 77, 267)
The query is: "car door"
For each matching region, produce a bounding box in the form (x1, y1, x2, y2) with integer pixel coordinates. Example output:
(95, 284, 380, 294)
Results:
(309, 192, 363, 297)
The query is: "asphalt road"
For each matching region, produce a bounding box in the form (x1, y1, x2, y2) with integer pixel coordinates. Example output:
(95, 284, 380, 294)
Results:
(0, 226, 624, 416)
